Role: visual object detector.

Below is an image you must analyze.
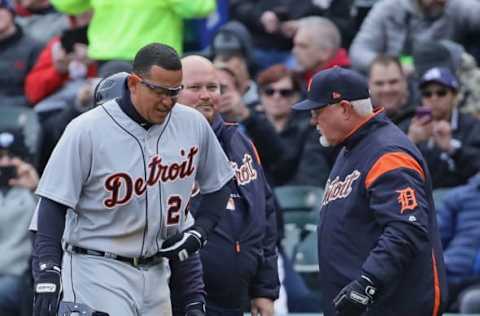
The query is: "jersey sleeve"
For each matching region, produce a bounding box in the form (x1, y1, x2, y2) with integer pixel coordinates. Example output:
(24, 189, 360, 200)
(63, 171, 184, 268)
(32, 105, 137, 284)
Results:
(195, 116, 234, 194)
(361, 151, 431, 286)
(35, 118, 93, 209)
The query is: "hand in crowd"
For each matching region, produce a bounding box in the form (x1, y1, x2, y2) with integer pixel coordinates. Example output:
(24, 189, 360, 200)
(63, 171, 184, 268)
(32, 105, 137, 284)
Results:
(219, 85, 250, 122)
(0, 155, 39, 191)
(51, 41, 71, 75)
(260, 11, 280, 33)
(407, 116, 433, 144)
(52, 42, 90, 78)
(9, 157, 39, 190)
(432, 120, 453, 152)
(251, 298, 274, 316)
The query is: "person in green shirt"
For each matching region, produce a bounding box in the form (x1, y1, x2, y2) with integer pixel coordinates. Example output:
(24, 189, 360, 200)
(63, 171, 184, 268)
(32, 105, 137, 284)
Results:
(50, 0, 216, 61)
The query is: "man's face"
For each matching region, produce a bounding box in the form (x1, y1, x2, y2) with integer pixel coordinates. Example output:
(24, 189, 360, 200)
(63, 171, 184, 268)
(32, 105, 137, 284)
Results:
(0, 7, 14, 35)
(310, 103, 349, 146)
(177, 60, 221, 124)
(128, 65, 183, 124)
(216, 68, 239, 117)
(260, 77, 299, 121)
(293, 28, 326, 71)
(369, 63, 408, 115)
(213, 55, 249, 91)
(421, 83, 457, 121)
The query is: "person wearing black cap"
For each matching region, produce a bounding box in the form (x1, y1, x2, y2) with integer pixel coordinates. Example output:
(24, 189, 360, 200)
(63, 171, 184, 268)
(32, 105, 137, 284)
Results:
(407, 67, 480, 188)
(293, 66, 447, 315)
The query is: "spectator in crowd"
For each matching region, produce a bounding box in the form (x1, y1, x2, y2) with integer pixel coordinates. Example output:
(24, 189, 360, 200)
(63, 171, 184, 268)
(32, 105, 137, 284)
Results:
(36, 61, 131, 174)
(175, 55, 279, 316)
(436, 173, 480, 313)
(0, 128, 39, 316)
(292, 16, 350, 88)
(229, 0, 355, 69)
(14, 0, 70, 46)
(0, 0, 41, 107)
(368, 55, 418, 130)
(349, 0, 480, 73)
(25, 11, 94, 105)
(211, 21, 260, 109)
(215, 63, 332, 187)
(408, 67, 480, 188)
(50, 0, 216, 60)
(413, 39, 480, 118)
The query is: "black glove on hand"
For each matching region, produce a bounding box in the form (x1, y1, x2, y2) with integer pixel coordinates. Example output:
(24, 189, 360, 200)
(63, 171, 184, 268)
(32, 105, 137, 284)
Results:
(333, 275, 377, 316)
(33, 263, 62, 316)
(185, 302, 206, 316)
(158, 226, 206, 261)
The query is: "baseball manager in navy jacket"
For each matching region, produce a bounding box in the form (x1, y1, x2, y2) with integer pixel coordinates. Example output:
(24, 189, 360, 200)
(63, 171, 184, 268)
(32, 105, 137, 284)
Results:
(173, 55, 279, 316)
(293, 67, 447, 316)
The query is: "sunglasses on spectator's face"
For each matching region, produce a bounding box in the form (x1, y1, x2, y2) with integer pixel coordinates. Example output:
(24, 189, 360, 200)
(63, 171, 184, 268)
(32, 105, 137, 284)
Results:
(263, 87, 295, 97)
(133, 74, 183, 97)
(421, 88, 449, 99)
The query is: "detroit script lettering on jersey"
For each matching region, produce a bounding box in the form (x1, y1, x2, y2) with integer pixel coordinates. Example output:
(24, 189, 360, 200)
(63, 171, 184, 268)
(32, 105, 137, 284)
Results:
(322, 170, 360, 206)
(103, 147, 199, 208)
(231, 154, 257, 186)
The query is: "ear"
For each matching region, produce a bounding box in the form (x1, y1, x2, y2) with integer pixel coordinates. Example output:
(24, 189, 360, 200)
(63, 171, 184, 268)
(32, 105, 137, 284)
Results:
(127, 75, 138, 93)
(339, 100, 353, 118)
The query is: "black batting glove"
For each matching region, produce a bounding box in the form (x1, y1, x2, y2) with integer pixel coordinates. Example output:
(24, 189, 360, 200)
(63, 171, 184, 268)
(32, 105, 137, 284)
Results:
(33, 263, 62, 316)
(158, 226, 207, 262)
(333, 275, 377, 316)
(185, 302, 206, 316)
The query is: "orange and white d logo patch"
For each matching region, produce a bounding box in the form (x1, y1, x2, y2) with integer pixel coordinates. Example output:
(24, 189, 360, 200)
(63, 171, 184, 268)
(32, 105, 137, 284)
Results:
(396, 187, 417, 213)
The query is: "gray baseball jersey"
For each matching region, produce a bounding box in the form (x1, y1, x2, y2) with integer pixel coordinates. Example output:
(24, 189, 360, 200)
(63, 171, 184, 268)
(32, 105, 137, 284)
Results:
(35, 100, 234, 258)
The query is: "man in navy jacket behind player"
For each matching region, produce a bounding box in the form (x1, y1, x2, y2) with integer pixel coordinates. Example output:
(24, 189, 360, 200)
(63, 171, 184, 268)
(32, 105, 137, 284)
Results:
(293, 67, 447, 316)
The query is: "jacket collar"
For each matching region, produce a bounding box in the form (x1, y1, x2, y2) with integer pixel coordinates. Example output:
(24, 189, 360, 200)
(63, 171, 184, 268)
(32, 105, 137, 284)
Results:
(117, 84, 152, 130)
(342, 108, 389, 151)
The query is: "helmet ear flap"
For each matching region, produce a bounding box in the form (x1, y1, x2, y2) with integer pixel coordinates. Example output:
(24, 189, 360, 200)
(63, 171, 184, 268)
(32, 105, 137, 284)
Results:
(94, 72, 129, 106)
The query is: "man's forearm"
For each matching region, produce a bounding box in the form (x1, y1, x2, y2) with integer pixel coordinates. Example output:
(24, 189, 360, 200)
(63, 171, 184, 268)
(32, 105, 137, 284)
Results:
(34, 198, 68, 269)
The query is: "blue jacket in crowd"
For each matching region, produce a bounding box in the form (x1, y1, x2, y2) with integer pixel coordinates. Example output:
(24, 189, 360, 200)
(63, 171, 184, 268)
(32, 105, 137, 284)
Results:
(437, 173, 480, 284)
(318, 110, 447, 316)
(190, 114, 279, 309)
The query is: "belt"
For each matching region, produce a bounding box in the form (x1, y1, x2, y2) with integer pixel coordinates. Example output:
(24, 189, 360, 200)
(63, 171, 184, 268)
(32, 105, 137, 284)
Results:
(65, 244, 163, 267)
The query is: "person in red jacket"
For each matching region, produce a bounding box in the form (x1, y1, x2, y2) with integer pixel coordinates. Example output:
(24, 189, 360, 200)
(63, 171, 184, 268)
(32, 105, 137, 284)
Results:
(24, 12, 96, 105)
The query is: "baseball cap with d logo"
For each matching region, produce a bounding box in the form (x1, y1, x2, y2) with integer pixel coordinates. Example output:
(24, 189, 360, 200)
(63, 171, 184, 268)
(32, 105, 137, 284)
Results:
(293, 67, 370, 111)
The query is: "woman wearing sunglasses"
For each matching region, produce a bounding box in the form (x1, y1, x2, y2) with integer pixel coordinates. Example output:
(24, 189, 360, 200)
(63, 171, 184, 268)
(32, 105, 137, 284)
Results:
(407, 67, 480, 188)
(242, 64, 332, 187)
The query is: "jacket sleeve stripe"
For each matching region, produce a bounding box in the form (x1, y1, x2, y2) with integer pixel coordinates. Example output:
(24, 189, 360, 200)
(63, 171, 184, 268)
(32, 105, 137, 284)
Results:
(249, 140, 262, 165)
(365, 151, 425, 189)
(432, 250, 441, 316)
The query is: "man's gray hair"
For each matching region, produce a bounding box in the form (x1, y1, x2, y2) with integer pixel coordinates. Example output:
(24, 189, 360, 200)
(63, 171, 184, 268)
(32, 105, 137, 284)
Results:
(298, 16, 341, 51)
(351, 98, 373, 117)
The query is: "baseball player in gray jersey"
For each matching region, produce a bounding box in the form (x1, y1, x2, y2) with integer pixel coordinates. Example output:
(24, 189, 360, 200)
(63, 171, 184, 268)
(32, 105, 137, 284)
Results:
(31, 43, 234, 316)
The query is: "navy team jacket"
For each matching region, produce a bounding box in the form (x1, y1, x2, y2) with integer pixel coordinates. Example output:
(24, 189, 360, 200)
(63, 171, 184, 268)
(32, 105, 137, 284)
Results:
(319, 109, 447, 316)
(190, 114, 279, 308)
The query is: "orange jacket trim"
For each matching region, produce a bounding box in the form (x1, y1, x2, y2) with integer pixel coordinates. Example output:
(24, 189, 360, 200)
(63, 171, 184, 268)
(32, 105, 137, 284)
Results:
(365, 152, 425, 189)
